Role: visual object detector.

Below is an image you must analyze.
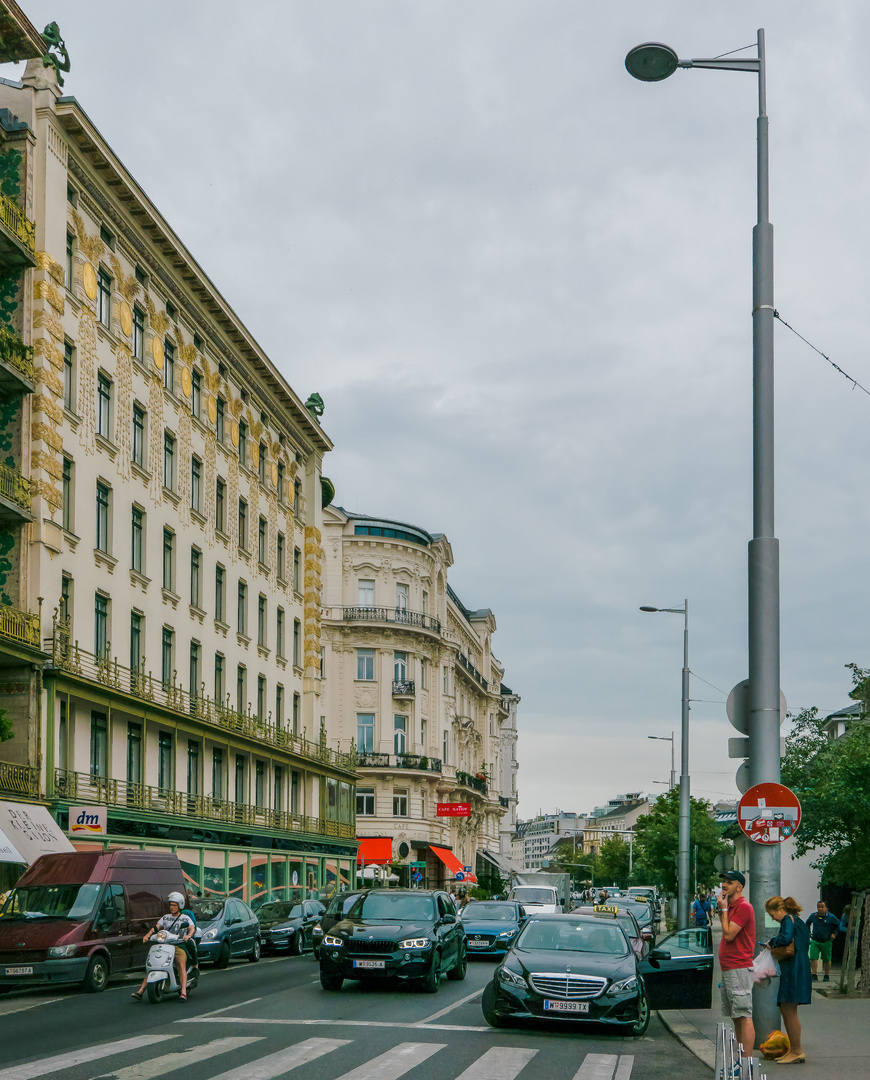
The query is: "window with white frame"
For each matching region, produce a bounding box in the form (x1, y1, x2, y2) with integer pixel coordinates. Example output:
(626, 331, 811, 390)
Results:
(395, 582, 409, 612)
(358, 579, 375, 607)
(356, 649, 375, 680)
(394, 715, 407, 755)
(392, 788, 408, 816)
(393, 651, 407, 682)
(357, 788, 375, 815)
(356, 713, 374, 753)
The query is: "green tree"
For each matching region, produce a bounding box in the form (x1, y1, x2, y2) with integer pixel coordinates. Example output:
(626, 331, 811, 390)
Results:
(597, 835, 631, 890)
(551, 848, 598, 890)
(633, 788, 731, 893)
(0, 708, 13, 742)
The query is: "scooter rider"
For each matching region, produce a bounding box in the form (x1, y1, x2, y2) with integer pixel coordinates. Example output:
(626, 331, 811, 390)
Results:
(132, 892, 196, 1001)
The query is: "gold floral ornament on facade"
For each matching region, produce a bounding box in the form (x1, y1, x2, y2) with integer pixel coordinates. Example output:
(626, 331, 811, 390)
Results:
(271, 462, 279, 488)
(230, 419, 239, 447)
(251, 442, 259, 470)
(152, 336, 164, 370)
(181, 367, 192, 398)
(207, 394, 217, 425)
(82, 262, 97, 300)
(119, 301, 133, 337)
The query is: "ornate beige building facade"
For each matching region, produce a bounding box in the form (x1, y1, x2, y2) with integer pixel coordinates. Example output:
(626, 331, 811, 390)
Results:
(321, 506, 518, 889)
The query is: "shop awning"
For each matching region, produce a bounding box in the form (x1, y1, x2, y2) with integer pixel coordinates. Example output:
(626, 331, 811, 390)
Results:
(481, 849, 523, 877)
(430, 844, 476, 882)
(0, 801, 75, 864)
(356, 837, 393, 865)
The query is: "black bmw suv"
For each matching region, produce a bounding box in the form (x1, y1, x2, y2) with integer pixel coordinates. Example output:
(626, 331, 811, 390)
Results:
(319, 888, 466, 993)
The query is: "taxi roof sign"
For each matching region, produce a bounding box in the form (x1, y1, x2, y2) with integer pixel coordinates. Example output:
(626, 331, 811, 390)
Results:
(592, 904, 619, 916)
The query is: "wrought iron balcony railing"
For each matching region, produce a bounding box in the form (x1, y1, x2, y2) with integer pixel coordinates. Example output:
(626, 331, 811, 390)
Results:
(0, 190, 35, 253)
(356, 752, 442, 773)
(0, 601, 40, 647)
(392, 680, 415, 696)
(0, 327, 34, 383)
(454, 769, 488, 795)
(499, 795, 510, 808)
(48, 621, 356, 775)
(54, 768, 354, 839)
(341, 606, 441, 633)
(0, 461, 32, 513)
(0, 759, 40, 798)
(457, 652, 488, 691)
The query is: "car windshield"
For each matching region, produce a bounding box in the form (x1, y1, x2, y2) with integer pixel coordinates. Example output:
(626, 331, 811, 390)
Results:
(0, 883, 102, 921)
(512, 888, 554, 905)
(257, 903, 303, 920)
(519, 919, 628, 955)
(462, 903, 516, 921)
(351, 893, 435, 921)
(623, 902, 652, 921)
(191, 898, 226, 921)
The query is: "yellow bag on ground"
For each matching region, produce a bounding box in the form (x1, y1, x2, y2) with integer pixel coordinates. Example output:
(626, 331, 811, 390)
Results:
(760, 1030, 790, 1059)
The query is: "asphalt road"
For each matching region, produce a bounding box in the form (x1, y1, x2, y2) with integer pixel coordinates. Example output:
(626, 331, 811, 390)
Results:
(0, 951, 711, 1080)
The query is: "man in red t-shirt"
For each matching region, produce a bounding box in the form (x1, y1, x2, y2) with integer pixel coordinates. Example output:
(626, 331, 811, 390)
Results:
(717, 870, 755, 1057)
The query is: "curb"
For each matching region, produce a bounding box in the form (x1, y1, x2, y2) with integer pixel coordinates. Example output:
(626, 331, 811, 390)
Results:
(657, 1010, 716, 1071)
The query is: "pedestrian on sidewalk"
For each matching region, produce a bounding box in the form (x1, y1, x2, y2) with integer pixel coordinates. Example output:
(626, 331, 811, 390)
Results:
(716, 870, 755, 1062)
(806, 900, 840, 983)
(692, 893, 710, 926)
(765, 895, 812, 1065)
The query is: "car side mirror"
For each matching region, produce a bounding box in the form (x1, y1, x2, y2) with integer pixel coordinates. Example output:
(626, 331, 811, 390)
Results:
(648, 948, 671, 961)
(641, 930, 654, 941)
(440, 913, 457, 924)
(227, 916, 241, 925)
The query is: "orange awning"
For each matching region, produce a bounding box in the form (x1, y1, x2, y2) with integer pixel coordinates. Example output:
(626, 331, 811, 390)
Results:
(357, 837, 393, 865)
(430, 845, 465, 876)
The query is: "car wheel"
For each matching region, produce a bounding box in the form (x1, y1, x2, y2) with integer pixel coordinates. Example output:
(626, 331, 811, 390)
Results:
(292, 931, 304, 956)
(248, 938, 261, 963)
(83, 954, 109, 993)
(146, 979, 165, 1004)
(420, 954, 441, 994)
(446, 945, 467, 981)
(481, 982, 509, 1028)
(320, 969, 343, 991)
(215, 941, 231, 969)
(629, 992, 650, 1036)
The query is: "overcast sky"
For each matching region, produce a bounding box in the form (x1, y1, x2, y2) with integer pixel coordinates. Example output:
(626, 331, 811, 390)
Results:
(8, 2, 870, 818)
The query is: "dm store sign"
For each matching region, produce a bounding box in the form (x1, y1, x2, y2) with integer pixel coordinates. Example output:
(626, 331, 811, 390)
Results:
(69, 806, 107, 837)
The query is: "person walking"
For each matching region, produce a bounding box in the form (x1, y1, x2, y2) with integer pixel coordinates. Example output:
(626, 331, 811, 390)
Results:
(692, 893, 710, 927)
(716, 870, 755, 1063)
(806, 900, 840, 982)
(765, 896, 812, 1065)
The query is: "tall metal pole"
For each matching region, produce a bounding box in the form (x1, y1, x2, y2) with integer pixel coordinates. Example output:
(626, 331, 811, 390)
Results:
(677, 601, 690, 930)
(748, 27, 781, 1042)
(669, 731, 676, 791)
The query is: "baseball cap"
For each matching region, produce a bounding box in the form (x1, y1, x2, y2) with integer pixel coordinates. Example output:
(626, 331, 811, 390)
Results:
(719, 870, 745, 886)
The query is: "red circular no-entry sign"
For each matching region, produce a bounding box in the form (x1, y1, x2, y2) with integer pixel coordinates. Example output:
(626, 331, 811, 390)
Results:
(737, 782, 801, 845)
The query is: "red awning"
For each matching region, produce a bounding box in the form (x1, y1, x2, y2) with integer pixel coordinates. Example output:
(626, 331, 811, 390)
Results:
(429, 845, 465, 876)
(357, 837, 393, 865)
(465, 873, 478, 884)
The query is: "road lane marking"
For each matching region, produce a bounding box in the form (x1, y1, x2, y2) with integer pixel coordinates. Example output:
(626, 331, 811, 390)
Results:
(333, 1041, 445, 1080)
(454, 1046, 538, 1080)
(571, 1054, 618, 1080)
(179, 1017, 490, 1032)
(417, 986, 483, 1024)
(91, 1038, 263, 1080)
(195, 997, 263, 1017)
(4, 1035, 179, 1080)
(0, 994, 64, 1016)
(206, 1037, 351, 1080)
(614, 1057, 634, 1080)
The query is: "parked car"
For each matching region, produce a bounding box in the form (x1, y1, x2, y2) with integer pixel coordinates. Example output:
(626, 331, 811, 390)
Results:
(460, 900, 526, 959)
(570, 903, 648, 959)
(191, 897, 261, 967)
(312, 890, 367, 959)
(627, 886, 661, 917)
(257, 899, 324, 954)
(0, 850, 186, 993)
(319, 888, 466, 993)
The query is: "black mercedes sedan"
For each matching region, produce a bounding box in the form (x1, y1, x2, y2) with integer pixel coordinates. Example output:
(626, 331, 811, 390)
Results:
(319, 888, 466, 994)
(257, 899, 324, 954)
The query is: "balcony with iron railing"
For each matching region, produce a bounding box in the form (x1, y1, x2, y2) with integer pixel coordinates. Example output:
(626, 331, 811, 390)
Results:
(0, 189, 36, 265)
(0, 599, 41, 650)
(453, 769, 489, 795)
(53, 768, 355, 840)
(457, 652, 488, 691)
(0, 759, 39, 799)
(356, 751, 443, 773)
(0, 461, 32, 521)
(0, 326, 34, 392)
(48, 620, 357, 777)
(336, 606, 442, 634)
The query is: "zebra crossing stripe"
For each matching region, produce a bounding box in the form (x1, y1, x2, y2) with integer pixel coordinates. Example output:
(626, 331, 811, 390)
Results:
(333, 1041, 446, 1080)
(454, 1046, 538, 1080)
(205, 1037, 351, 1080)
(90, 1037, 264, 1080)
(3, 1035, 179, 1080)
(571, 1054, 618, 1080)
(614, 1057, 634, 1080)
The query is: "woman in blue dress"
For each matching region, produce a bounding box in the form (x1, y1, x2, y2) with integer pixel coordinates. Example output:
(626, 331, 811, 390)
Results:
(765, 895, 812, 1064)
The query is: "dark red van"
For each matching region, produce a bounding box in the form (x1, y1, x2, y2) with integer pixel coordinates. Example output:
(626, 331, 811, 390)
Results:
(0, 849, 186, 992)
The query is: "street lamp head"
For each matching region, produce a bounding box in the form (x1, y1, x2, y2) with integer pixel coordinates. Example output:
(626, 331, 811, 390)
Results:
(625, 42, 680, 82)
(639, 606, 659, 612)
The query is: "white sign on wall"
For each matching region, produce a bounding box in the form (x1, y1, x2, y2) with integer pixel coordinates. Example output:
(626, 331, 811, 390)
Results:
(0, 801, 75, 864)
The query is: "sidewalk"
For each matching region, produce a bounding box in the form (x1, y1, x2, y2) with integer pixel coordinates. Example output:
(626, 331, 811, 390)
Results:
(657, 926, 869, 1077)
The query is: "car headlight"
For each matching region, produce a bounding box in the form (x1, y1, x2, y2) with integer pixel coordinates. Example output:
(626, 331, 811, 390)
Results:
(48, 945, 77, 958)
(202, 929, 217, 940)
(323, 935, 343, 947)
(498, 965, 527, 988)
(313, 926, 323, 936)
(497, 930, 516, 938)
(398, 938, 429, 949)
(609, 976, 638, 995)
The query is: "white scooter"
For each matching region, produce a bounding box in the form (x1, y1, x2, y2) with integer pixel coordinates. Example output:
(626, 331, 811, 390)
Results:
(145, 930, 199, 1003)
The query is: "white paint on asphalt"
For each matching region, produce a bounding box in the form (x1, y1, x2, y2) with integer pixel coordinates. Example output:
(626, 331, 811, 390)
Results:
(332, 1041, 445, 1080)
(571, 1053, 619, 1080)
(417, 986, 483, 1024)
(0, 993, 63, 1016)
(205, 1037, 351, 1080)
(613, 1057, 634, 1080)
(196, 996, 263, 1017)
(179, 1016, 491, 1032)
(453, 1047, 538, 1080)
(3, 1035, 179, 1080)
(90, 1037, 263, 1080)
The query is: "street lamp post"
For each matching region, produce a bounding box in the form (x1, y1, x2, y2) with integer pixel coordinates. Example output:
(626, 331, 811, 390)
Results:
(627, 30, 781, 1046)
(640, 603, 690, 929)
(648, 732, 676, 790)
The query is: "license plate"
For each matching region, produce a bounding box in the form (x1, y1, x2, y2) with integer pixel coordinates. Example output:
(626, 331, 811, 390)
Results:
(5, 966, 33, 976)
(468, 940, 489, 947)
(353, 959, 385, 969)
(544, 999, 589, 1013)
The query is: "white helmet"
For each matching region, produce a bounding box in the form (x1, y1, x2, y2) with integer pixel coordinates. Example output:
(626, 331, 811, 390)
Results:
(167, 892, 185, 906)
